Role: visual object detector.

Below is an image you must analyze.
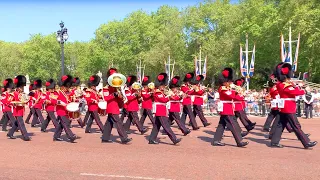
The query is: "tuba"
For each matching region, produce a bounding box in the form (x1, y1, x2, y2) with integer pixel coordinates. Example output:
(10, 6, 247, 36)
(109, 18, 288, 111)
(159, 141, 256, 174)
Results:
(107, 73, 128, 103)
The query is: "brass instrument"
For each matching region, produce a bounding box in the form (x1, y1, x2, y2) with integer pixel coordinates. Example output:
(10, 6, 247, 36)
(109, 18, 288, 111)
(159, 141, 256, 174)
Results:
(12, 92, 30, 106)
(132, 82, 142, 90)
(164, 86, 174, 97)
(147, 82, 155, 90)
(107, 73, 128, 103)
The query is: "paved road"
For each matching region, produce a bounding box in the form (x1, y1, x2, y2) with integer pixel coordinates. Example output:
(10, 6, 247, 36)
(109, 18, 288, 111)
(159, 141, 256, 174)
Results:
(0, 113, 320, 180)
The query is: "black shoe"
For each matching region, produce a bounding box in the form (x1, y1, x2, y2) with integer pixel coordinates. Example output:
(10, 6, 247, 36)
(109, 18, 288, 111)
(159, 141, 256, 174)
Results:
(23, 137, 31, 141)
(305, 141, 317, 149)
(41, 129, 46, 132)
(126, 131, 131, 134)
(237, 141, 249, 147)
(306, 133, 311, 137)
(262, 128, 270, 132)
(203, 122, 211, 127)
(148, 140, 159, 144)
(140, 128, 148, 135)
(31, 125, 36, 127)
(2, 129, 7, 132)
(183, 129, 191, 136)
(121, 138, 132, 144)
(7, 134, 16, 139)
(85, 130, 91, 133)
(212, 141, 225, 146)
(251, 122, 256, 127)
(241, 131, 249, 137)
(102, 139, 113, 143)
(25, 121, 30, 124)
(173, 138, 181, 145)
(53, 137, 63, 141)
(268, 135, 273, 140)
(271, 143, 283, 148)
(193, 127, 200, 130)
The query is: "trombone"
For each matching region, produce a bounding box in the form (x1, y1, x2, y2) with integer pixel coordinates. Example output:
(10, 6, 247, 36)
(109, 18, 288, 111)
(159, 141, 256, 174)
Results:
(107, 73, 128, 103)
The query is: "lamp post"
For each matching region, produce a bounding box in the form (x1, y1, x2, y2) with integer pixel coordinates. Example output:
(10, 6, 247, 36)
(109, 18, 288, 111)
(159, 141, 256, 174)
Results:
(56, 21, 69, 76)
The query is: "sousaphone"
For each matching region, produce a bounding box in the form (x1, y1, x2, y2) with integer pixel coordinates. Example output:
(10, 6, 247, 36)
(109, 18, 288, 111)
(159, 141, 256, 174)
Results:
(107, 73, 128, 103)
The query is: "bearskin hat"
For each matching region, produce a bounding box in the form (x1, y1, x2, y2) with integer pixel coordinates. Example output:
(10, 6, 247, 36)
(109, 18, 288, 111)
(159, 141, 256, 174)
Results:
(107, 68, 117, 77)
(183, 72, 194, 82)
(72, 77, 80, 86)
(3, 78, 14, 90)
(88, 75, 100, 87)
(141, 76, 150, 86)
(60, 75, 73, 88)
(275, 62, 293, 82)
(218, 68, 234, 85)
(33, 79, 42, 89)
(14, 75, 26, 88)
(126, 75, 137, 87)
(155, 73, 168, 87)
(169, 76, 181, 89)
(190, 75, 204, 85)
(234, 77, 245, 86)
(45, 79, 56, 89)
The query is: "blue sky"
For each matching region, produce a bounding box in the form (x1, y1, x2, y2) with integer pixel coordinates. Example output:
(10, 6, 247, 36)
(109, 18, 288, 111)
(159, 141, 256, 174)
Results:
(0, 0, 237, 42)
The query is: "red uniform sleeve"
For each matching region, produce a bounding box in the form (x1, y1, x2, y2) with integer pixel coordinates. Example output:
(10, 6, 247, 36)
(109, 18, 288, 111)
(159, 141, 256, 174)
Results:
(170, 95, 181, 101)
(283, 86, 305, 96)
(103, 88, 117, 101)
(126, 89, 137, 101)
(141, 91, 151, 99)
(181, 85, 194, 95)
(155, 92, 169, 103)
(234, 94, 244, 101)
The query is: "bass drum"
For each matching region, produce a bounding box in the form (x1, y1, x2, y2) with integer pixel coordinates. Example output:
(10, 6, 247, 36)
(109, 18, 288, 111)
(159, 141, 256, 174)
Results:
(68, 111, 80, 119)
(66, 102, 80, 112)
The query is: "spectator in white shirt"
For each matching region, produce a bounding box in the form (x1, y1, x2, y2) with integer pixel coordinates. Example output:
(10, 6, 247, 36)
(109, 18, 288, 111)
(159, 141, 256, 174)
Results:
(303, 86, 315, 119)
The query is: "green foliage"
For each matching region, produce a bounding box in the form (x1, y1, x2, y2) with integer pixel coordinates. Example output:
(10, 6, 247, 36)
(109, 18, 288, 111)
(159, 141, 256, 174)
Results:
(1, 0, 320, 88)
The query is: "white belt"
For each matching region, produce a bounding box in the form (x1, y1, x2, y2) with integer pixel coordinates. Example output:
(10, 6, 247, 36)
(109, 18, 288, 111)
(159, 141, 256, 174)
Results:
(220, 101, 233, 103)
(281, 98, 295, 101)
(154, 102, 167, 105)
(170, 101, 180, 103)
(233, 101, 242, 103)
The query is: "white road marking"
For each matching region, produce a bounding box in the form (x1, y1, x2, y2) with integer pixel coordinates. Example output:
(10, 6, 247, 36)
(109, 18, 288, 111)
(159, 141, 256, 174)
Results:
(80, 173, 174, 180)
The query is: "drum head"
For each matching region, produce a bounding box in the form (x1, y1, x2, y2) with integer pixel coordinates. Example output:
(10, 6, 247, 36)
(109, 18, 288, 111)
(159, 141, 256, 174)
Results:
(67, 102, 80, 112)
(98, 101, 107, 110)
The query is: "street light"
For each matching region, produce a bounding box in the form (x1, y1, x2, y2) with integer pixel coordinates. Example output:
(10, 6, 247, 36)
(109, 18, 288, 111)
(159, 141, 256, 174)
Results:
(56, 21, 68, 76)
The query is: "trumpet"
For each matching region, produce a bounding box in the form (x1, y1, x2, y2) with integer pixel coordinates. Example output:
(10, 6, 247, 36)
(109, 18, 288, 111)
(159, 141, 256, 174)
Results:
(107, 73, 128, 103)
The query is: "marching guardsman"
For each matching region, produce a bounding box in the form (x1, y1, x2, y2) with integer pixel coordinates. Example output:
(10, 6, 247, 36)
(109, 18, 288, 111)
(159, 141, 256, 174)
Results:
(139, 76, 155, 126)
(31, 79, 46, 127)
(271, 63, 316, 148)
(149, 73, 181, 145)
(168, 76, 191, 136)
(69, 77, 84, 127)
(41, 79, 59, 132)
(25, 84, 35, 124)
(233, 78, 255, 132)
(212, 68, 248, 147)
(7, 75, 31, 141)
(123, 75, 148, 134)
(190, 75, 211, 127)
(180, 73, 199, 130)
(101, 68, 132, 144)
(84, 75, 104, 133)
(54, 75, 78, 142)
(1, 78, 15, 132)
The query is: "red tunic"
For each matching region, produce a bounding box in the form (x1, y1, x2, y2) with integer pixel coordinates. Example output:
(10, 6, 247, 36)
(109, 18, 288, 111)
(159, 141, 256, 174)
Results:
(125, 88, 139, 112)
(33, 90, 46, 109)
(56, 89, 70, 116)
(169, 93, 181, 112)
(28, 91, 35, 108)
(103, 86, 122, 114)
(1, 92, 13, 112)
(234, 94, 245, 111)
(13, 90, 24, 117)
(154, 90, 169, 117)
(218, 86, 236, 115)
(141, 89, 153, 110)
(269, 85, 279, 110)
(192, 86, 205, 105)
(181, 84, 194, 105)
(45, 91, 58, 112)
(277, 81, 305, 114)
(85, 89, 99, 111)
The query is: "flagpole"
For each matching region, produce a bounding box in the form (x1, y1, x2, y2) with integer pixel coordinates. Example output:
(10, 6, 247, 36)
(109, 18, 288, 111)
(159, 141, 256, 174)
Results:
(168, 53, 171, 81)
(289, 22, 292, 65)
(171, 60, 175, 78)
(245, 34, 249, 91)
(199, 45, 202, 75)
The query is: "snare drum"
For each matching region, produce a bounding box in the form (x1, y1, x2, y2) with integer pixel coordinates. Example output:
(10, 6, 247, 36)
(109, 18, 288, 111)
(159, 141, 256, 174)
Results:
(68, 111, 80, 119)
(66, 102, 80, 112)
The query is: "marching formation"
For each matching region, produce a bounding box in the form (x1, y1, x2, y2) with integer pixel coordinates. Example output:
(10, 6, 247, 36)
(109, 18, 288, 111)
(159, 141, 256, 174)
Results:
(0, 64, 317, 149)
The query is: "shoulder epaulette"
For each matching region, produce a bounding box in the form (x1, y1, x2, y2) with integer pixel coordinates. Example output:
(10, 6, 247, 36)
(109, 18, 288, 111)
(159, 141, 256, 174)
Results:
(221, 86, 228, 91)
(283, 82, 292, 88)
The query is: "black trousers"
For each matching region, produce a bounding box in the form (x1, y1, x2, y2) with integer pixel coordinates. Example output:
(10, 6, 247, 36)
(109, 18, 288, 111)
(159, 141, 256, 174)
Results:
(31, 108, 45, 126)
(149, 116, 177, 143)
(25, 108, 35, 124)
(213, 115, 242, 145)
(101, 114, 128, 141)
(124, 111, 144, 132)
(271, 113, 310, 147)
(297, 100, 302, 117)
(235, 110, 254, 131)
(169, 112, 189, 134)
(140, 108, 155, 125)
(41, 111, 59, 131)
(8, 116, 30, 140)
(263, 109, 279, 130)
(2, 111, 15, 131)
(305, 103, 313, 118)
(120, 108, 129, 123)
(85, 110, 104, 133)
(82, 111, 90, 126)
(54, 115, 75, 140)
(193, 105, 208, 125)
(180, 105, 198, 129)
